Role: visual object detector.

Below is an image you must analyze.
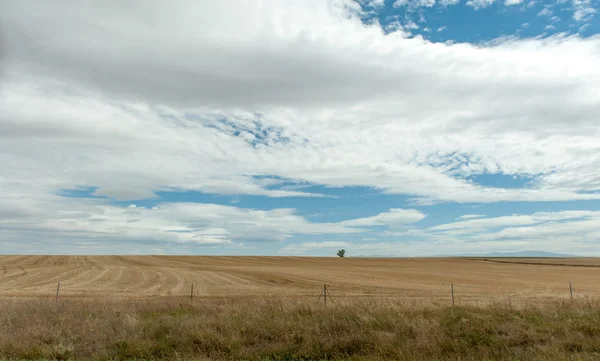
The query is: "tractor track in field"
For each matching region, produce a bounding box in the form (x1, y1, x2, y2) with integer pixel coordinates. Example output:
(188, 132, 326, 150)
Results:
(2, 256, 600, 301)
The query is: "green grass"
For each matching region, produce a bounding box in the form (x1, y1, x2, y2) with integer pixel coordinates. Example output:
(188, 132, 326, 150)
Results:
(2, 297, 600, 360)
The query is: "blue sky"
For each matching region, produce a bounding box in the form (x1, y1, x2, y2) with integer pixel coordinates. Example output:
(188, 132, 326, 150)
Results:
(363, 0, 599, 42)
(1, 0, 599, 256)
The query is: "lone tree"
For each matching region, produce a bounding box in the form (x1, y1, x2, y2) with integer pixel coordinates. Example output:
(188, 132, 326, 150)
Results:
(337, 249, 346, 258)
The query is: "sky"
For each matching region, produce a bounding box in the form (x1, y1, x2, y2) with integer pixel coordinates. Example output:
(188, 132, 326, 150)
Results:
(0, 0, 599, 257)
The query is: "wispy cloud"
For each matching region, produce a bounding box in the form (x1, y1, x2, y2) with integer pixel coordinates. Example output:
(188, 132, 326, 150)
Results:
(466, 0, 496, 9)
(572, 0, 596, 21)
(440, 0, 461, 5)
(457, 214, 487, 220)
(0, 195, 366, 248)
(284, 210, 600, 256)
(426, 211, 600, 249)
(360, 0, 386, 8)
(393, 0, 436, 8)
(339, 209, 427, 227)
(538, 5, 553, 16)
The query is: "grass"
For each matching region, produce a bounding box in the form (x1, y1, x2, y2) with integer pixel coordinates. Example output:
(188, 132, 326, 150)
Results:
(2, 297, 600, 360)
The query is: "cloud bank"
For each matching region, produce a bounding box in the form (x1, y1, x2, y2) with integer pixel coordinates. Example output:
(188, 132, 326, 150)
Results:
(0, 0, 599, 254)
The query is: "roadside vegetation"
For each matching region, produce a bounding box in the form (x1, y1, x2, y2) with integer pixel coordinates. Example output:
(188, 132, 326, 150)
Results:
(3, 297, 600, 360)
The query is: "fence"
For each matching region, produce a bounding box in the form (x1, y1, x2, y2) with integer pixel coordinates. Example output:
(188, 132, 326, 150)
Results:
(41, 280, 582, 307)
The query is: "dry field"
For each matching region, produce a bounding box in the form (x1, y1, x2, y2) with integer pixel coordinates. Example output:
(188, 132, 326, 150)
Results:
(4, 256, 600, 360)
(2, 255, 600, 303)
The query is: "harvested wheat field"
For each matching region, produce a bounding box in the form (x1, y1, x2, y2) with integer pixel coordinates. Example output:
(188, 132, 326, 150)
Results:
(2, 256, 600, 303)
(5, 256, 600, 360)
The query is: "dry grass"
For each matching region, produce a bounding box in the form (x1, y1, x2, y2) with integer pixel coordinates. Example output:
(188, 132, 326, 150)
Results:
(3, 297, 600, 360)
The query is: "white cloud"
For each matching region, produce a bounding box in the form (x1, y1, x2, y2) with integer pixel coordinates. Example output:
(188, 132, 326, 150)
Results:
(1, 0, 600, 252)
(404, 20, 420, 29)
(0, 191, 369, 253)
(280, 241, 427, 255)
(466, 0, 496, 9)
(572, 0, 596, 21)
(458, 214, 486, 219)
(538, 6, 553, 16)
(437, 26, 447, 32)
(423, 211, 600, 254)
(280, 241, 350, 253)
(279, 239, 540, 256)
(475, 217, 600, 245)
(431, 210, 598, 231)
(360, 0, 386, 8)
(1, 1, 599, 207)
(339, 208, 427, 227)
(393, 0, 437, 8)
(385, 20, 405, 33)
(392, 0, 531, 11)
(283, 210, 600, 256)
(431, 215, 538, 231)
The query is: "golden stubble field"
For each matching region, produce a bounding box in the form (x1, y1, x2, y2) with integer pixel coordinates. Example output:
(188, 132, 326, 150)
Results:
(1, 256, 600, 303)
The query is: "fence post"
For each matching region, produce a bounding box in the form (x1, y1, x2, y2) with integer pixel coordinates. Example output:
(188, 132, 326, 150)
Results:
(451, 283, 454, 305)
(56, 282, 60, 301)
(570, 282, 573, 300)
(317, 284, 332, 305)
(191, 283, 194, 302)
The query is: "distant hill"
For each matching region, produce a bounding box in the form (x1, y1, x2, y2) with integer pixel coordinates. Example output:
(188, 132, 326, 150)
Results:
(355, 251, 579, 258)
(443, 250, 578, 258)
(477, 251, 578, 258)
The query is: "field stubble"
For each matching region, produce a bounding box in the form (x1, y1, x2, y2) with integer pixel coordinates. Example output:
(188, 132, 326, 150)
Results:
(2, 256, 600, 303)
